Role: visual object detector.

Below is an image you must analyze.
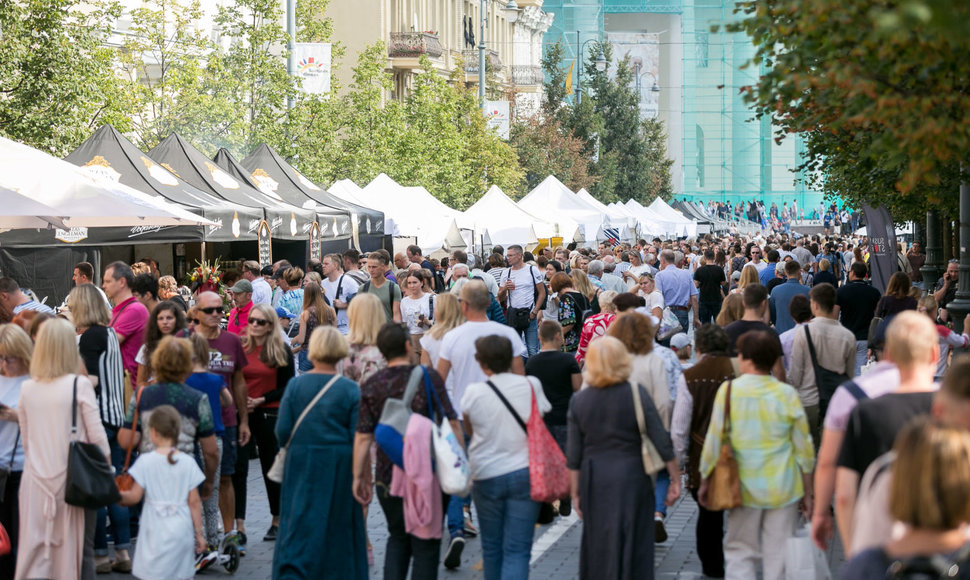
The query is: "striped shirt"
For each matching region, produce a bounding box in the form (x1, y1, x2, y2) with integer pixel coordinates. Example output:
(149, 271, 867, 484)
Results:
(12, 300, 54, 316)
(78, 325, 127, 428)
(700, 373, 815, 509)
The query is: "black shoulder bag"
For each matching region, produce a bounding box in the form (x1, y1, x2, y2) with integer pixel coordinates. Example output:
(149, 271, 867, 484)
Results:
(804, 326, 850, 419)
(65, 377, 122, 509)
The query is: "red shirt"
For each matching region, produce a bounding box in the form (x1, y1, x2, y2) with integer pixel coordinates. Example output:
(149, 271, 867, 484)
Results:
(244, 346, 279, 408)
(227, 301, 253, 336)
(111, 296, 149, 377)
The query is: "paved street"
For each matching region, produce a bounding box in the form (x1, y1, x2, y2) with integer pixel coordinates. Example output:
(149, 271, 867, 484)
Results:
(101, 459, 847, 579)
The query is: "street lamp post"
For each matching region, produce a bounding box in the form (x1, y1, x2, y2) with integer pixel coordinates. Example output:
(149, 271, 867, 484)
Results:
(478, 0, 520, 111)
(944, 179, 970, 334)
(634, 65, 660, 119)
(576, 32, 606, 105)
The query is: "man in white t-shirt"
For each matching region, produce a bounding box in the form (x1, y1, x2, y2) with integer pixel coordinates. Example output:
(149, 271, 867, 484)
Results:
(320, 253, 358, 335)
(496, 245, 546, 357)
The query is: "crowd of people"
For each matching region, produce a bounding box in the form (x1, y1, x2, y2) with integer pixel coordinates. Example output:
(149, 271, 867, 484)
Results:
(697, 199, 860, 236)
(0, 224, 964, 580)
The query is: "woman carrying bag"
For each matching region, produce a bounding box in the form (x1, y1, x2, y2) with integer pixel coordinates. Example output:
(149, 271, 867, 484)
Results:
(16, 319, 110, 580)
(0, 325, 30, 577)
(567, 336, 681, 580)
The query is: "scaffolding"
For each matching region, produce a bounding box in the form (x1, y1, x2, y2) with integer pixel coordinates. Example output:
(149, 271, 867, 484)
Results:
(540, 0, 825, 212)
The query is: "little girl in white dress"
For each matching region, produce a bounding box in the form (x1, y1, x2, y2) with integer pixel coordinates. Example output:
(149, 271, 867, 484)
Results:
(120, 404, 205, 580)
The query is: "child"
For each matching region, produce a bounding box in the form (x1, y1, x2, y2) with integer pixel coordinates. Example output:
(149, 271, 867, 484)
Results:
(184, 333, 233, 555)
(120, 405, 206, 580)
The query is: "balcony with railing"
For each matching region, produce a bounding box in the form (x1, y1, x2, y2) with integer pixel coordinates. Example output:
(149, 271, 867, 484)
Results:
(388, 32, 444, 59)
(511, 65, 543, 86)
(462, 49, 503, 74)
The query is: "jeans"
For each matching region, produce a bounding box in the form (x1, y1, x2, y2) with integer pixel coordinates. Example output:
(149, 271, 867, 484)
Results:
(472, 468, 540, 580)
(377, 483, 444, 580)
(654, 469, 670, 517)
(698, 301, 722, 326)
(518, 317, 539, 357)
(672, 309, 690, 333)
(854, 340, 868, 377)
(94, 428, 131, 555)
(447, 421, 472, 539)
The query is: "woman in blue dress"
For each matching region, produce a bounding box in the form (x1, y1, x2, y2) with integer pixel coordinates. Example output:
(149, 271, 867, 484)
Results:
(272, 326, 367, 579)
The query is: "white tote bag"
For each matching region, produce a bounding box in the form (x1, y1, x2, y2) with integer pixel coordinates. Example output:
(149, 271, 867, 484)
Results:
(432, 418, 472, 497)
(785, 523, 832, 580)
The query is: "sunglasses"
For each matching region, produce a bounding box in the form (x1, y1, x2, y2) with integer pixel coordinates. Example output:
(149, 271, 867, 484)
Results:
(0, 356, 19, 365)
(200, 306, 223, 315)
(248, 318, 270, 327)
(188, 318, 199, 324)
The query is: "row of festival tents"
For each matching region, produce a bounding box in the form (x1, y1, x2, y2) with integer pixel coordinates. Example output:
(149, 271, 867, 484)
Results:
(0, 124, 703, 256)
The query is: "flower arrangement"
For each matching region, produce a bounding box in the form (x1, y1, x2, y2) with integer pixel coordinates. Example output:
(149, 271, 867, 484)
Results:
(187, 258, 223, 294)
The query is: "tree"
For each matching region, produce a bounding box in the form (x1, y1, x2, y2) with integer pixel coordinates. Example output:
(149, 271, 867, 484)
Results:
(729, 0, 970, 219)
(0, 0, 137, 155)
(510, 117, 598, 196)
(540, 41, 569, 118)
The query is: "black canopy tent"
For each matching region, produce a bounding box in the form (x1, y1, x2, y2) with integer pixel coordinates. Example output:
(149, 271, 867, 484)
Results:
(241, 144, 386, 251)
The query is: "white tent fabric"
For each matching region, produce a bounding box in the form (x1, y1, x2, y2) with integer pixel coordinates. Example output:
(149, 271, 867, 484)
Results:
(648, 198, 698, 238)
(328, 179, 397, 235)
(462, 185, 559, 247)
(518, 176, 604, 242)
(623, 200, 679, 237)
(0, 136, 213, 228)
(357, 174, 466, 254)
(0, 187, 69, 230)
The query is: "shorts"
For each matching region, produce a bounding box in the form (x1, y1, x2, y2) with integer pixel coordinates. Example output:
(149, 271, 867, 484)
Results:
(221, 426, 238, 477)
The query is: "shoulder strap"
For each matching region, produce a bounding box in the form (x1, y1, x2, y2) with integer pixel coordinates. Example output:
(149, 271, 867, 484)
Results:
(721, 380, 732, 437)
(428, 293, 434, 320)
(282, 374, 340, 449)
(71, 376, 79, 436)
(842, 380, 868, 401)
(121, 386, 145, 473)
(335, 274, 345, 300)
(804, 325, 822, 370)
(8, 430, 19, 468)
(401, 365, 425, 408)
(485, 379, 527, 434)
(109, 299, 135, 326)
(631, 382, 648, 442)
(361, 281, 370, 293)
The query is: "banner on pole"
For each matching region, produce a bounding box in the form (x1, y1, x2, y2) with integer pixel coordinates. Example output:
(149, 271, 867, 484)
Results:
(294, 43, 332, 95)
(485, 100, 510, 139)
(862, 204, 897, 293)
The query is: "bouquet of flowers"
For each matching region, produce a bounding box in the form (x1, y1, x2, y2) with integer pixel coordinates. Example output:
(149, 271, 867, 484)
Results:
(188, 258, 223, 294)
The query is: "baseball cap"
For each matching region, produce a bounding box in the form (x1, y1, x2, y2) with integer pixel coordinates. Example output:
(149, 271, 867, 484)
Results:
(229, 279, 253, 293)
(275, 306, 295, 320)
(670, 333, 691, 350)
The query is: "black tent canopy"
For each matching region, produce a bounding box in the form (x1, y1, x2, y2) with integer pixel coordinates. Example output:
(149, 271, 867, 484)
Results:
(241, 144, 385, 244)
(149, 134, 319, 241)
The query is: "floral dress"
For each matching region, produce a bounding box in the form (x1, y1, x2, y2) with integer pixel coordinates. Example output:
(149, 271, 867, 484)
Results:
(558, 292, 583, 353)
(338, 344, 385, 385)
(574, 312, 616, 365)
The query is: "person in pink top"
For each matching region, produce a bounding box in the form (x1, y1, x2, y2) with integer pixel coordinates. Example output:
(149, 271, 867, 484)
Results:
(103, 261, 149, 380)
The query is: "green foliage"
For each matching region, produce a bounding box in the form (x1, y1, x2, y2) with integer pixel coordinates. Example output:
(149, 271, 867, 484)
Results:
(509, 117, 597, 197)
(0, 0, 138, 155)
(540, 41, 569, 118)
(730, 0, 970, 220)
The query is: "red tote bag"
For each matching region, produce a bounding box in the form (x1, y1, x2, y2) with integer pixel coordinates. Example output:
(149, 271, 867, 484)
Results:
(525, 390, 571, 503)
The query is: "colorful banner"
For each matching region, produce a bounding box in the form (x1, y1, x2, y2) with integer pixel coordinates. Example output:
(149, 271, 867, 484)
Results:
(485, 100, 510, 139)
(293, 43, 332, 95)
(862, 204, 897, 293)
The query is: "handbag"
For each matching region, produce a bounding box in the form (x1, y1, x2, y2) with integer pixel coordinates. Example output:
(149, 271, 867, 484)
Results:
(374, 366, 425, 470)
(804, 326, 851, 419)
(485, 379, 569, 503)
(65, 377, 122, 509)
(630, 383, 665, 476)
(267, 374, 340, 483)
(0, 522, 9, 556)
(115, 385, 144, 492)
(705, 380, 742, 511)
(657, 307, 684, 341)
(784, 522, 832, 580)
(424, 381, 471, 497)
(507, 307, 531, 333)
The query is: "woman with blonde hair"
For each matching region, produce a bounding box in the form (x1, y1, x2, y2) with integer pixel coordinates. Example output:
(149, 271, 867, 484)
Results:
(237, 303, 294, 542)
(157, 275, 187, 311)
(574, 290, 618, 366)
(570, 269, 599, 311)
(292, 282, 336, 372)
(567, 336, 680, 580)
(732, 264, 760, 294)
(0, 324, 30, 577)
(637, 273, 665, 320)
(17, 318, 110, 580)
(839, 419, 970, 578)
(716, 293, 745, 327)
(420, 293, 464, 367)
(67, 284, 133, 572)
(339, 293, 387, 384)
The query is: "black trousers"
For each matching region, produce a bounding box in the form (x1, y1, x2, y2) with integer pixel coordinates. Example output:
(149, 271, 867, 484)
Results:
(0, 471, 20, 579)
(233, 408, 281, 520)
(377, 483, 447, 580)
(690, 489, 725, 578)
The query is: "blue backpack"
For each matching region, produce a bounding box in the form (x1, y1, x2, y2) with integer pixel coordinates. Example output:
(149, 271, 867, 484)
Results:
(374, 366, 430, 469)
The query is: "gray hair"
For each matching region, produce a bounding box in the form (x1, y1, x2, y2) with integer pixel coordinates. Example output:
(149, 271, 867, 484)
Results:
(587, 260, 605, 276)
(452, 263, 469, 275)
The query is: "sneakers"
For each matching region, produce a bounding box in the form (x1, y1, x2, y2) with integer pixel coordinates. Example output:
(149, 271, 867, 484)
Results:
(462, 511, 478, 537)
(559, 497, 572, 517)
(195, 550, 219, 572)
(226, 530, 246, 556)
(444, 536, 465, 569)
(654, 515, 668, 543)
(263, 525, 278, 541)
(111, 559, 133, 573)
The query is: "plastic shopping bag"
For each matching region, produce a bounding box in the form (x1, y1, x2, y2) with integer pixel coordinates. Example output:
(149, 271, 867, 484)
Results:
(785, 523, 832, 580)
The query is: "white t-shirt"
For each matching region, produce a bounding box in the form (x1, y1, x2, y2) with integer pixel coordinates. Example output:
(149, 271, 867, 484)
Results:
(460, 373, 551, 481)
(401, 293, 433, 335)
(439, 321, 527, 415)
(643, 290, 665, 312)
(419, 334, 443, 367)
(320, 274, 359, 334)
(498, 266, 544, 309)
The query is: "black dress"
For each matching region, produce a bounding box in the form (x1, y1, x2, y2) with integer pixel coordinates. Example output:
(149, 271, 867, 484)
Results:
(567, 381, 674, 580)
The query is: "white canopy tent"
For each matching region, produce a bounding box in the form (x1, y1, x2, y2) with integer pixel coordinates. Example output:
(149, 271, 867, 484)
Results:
(648, 198, 698, 238)
(517, 176, 603, 242)
(462, 185, 560, 249)
(357, 174, 466, 255)
(623, 200, 680, 237)
(0, 136, 213, 228)
(328, 179, 398, 235)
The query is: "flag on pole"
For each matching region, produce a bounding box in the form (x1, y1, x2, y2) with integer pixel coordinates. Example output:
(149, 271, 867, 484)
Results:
(564, 61, 575, 95)
(604, 227, 621, 247)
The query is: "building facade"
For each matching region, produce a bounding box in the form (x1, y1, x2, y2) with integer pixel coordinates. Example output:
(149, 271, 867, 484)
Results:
(329, 0, 554, 116)
(540, 0, 824, 210)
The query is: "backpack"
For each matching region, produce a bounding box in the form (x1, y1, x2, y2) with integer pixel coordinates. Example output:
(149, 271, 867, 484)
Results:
(432, 271, 447, 294)
(360, 280, 395, 319)
(885, 544, 970, 579)
(566, 291, 592, 330)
